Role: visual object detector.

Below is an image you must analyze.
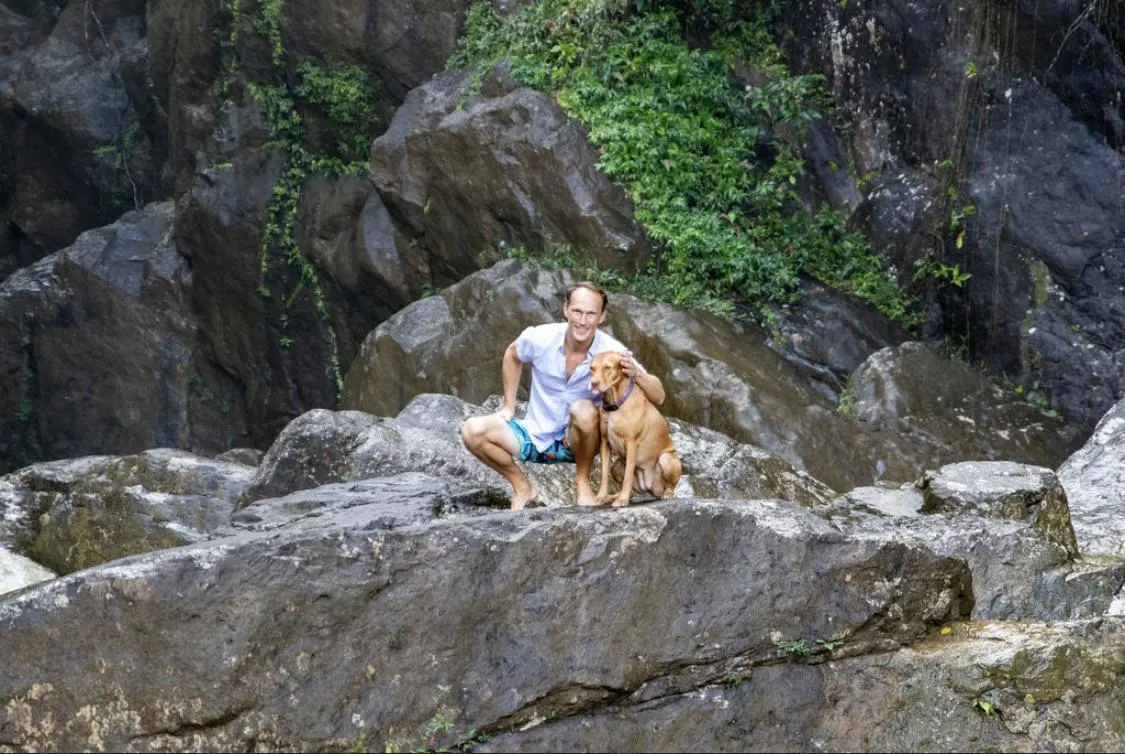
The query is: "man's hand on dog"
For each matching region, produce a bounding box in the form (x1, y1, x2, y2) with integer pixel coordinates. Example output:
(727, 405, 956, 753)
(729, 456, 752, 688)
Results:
(618, 352, 637, 379)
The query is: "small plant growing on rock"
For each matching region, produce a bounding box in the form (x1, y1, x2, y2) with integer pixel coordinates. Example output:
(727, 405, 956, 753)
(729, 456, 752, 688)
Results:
(776, 636, 844, 660)
(720, 671, 747, 687)
(973, 695, 1000, 717)
(776, 638, 812, 657)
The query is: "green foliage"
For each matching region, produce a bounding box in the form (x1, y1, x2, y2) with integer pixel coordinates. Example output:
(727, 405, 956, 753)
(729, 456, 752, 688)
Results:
(449, 0, 912, 325)
(720, 671, 747, 687)
(776, 638, 812, 656)
(973, 695, 999, 717)
(836, 388, 855, 416)
(381, 684, 481, 753)
(253, 0, 286, 66)
(949, 203, 975, 230)
(423, 709, 456, 743)
(776, 636, 843, 660)
(913, 254, 972, 289)
(295, 60, 378, 162)
(1011, 380, 1061, 419)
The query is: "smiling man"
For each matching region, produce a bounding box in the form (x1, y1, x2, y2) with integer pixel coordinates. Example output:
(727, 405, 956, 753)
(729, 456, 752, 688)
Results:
(460, 281, 665, 509)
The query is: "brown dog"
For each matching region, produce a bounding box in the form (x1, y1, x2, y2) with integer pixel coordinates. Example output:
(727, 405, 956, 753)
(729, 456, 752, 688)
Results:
(588, 351, 682, 507)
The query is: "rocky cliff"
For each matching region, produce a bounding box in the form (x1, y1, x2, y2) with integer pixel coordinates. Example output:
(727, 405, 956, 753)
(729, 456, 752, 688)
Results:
(1, 0, 1124, 751)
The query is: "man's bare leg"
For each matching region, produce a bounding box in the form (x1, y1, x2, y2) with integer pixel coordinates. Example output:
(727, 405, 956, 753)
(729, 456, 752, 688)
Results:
(568, 400, 601, 506)
(460, 414, 536, 509)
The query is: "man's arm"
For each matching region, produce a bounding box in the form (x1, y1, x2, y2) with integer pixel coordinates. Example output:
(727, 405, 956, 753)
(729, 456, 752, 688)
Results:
(620, 353, 666, 406)
(500, 341, 524, 419)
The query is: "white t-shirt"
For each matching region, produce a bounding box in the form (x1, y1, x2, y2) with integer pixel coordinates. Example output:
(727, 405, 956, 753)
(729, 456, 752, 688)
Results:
(514, 322, 640, 451)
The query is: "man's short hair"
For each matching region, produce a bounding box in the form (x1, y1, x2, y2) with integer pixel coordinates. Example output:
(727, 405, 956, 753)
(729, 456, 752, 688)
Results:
(565, 281, 608, 313)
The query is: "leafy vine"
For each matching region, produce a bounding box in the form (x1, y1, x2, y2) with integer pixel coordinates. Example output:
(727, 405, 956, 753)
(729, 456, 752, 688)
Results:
(221, 0, 377, 400)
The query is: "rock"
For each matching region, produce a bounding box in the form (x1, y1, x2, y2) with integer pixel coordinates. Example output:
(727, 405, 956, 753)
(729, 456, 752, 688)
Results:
(920, 460, 1079, 558)
(1057, 397, 1125, 558)
(0, 449, 253, 574)
(0, 547, 54, 598)
(0, 493, 972, 752)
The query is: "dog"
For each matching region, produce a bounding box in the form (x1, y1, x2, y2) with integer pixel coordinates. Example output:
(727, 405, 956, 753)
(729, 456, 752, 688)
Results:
(588, 351, 682, 507)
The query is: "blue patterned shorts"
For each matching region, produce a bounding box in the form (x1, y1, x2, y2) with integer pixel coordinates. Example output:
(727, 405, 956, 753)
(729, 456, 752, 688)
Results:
(507, 419, 574, 464)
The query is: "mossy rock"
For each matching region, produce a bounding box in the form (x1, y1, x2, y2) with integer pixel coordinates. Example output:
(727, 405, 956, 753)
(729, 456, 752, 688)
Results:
(28, 488, 187, 575)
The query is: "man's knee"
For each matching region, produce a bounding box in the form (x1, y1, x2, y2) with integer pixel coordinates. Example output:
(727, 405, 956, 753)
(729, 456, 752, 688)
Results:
(569, 399, 599, 433)
(460, 416, 483, 450)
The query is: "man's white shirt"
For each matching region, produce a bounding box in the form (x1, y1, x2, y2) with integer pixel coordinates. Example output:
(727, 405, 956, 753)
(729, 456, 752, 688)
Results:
(514, 322, 642, 451)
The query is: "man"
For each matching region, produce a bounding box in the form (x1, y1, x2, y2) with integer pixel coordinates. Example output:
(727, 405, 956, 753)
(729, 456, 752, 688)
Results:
(460, 281, 666, 509)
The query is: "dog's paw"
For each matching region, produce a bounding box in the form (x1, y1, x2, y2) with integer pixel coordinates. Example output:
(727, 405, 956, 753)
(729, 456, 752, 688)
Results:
(610, 496, 631, 508)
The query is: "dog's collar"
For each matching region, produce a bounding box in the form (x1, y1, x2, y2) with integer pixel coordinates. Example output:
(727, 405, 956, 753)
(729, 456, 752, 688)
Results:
(600, 378, 635, 412)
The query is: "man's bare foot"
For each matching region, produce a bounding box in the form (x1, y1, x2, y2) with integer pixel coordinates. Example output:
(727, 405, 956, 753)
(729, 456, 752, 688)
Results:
(576, 485, 602, 506)
(510, 482, 537, 511)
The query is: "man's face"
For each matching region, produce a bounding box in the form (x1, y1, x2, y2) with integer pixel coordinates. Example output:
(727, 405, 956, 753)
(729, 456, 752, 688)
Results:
(564, 288, 606, 346)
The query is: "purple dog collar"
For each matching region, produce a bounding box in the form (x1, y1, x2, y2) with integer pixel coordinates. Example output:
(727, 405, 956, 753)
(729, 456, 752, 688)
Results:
(600, 377, 635, 412)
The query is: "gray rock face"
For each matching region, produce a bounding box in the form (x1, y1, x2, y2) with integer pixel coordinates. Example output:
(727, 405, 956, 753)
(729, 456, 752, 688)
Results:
(1057, 397, 1125, 558)
(764, 276, 912, 397)
(255, 0, 477, 108)
(920, 460, 1078, 557)
(369, 66, 650, 288)
(778, 0, 1125, 432)
(821, 461, 1120, 622)
(849, 342, 1083, 471)
(481, 619, 1125, 753)
(0, 202, 246, 474)
(0, 492, 973, 752)
(0, 0, 159, 268)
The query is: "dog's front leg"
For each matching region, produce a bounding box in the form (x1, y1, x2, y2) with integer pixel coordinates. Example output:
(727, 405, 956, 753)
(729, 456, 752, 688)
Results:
(594, 422, 612, 504)
(612, 439, 639, 507)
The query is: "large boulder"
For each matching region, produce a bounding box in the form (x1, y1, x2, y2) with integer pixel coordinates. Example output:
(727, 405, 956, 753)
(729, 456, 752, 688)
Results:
(0, 448, 254, 580)
(0, 488, 974, 752)
(342, 260, 1080, 492)
(919, 460, 1078, 558)
(820, 462, 1120, 621)
(237, 392, 836, 511)
(368, 66, 651, 289)
(1057, 397, 1125, 558)
(0, 201, 246, 474)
